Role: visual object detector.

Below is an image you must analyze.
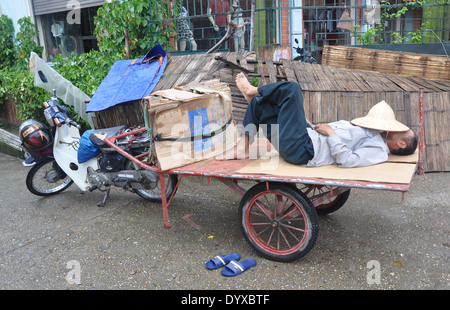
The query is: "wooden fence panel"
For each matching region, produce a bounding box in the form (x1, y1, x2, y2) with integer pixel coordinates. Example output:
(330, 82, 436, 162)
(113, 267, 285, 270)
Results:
(322, 45, 450, 81)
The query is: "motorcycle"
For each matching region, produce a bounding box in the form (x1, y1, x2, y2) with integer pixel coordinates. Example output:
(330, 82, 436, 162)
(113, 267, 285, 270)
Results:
(292, 38, 317, 64)
(19, 88, 177, 207)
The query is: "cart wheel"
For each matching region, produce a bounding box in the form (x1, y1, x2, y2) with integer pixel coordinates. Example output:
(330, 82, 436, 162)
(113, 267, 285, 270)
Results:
(298, 185, 351, 215)
(239, 182, 319, 262)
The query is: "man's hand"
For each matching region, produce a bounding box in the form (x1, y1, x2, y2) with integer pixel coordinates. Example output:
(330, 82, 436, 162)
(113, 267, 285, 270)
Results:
(314, 124, 336, 136)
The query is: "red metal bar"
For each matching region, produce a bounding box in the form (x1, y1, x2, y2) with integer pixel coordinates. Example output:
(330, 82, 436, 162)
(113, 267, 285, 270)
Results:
(217, 178, 247, 196)
(159, 173, 170, 229)
(135, 152, 150, 160)
(310, 186, 350, 207)
(107, 127, 147, 142)
(167, 176, 184, 207)
(103, 129, 160, 173)
(158, 174, 185, 229)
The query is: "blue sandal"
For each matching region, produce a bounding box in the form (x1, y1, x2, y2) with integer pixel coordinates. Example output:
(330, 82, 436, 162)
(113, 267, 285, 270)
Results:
(205, 253, 241, 270)
(221, 259, 257, 277)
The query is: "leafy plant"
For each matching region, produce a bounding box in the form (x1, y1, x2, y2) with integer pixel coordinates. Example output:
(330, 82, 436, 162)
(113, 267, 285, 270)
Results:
(15, 17, 44, 65)
(1, 16, 44, 111)
(0, 65, 49, 123)
(94, 0, 181, 58)
(0, 15, 48, 122)
(52, 50, 120, 97)
(351, 0, 427, 45)
(352, 24, 383, 45)
(0, 15, 15, 70)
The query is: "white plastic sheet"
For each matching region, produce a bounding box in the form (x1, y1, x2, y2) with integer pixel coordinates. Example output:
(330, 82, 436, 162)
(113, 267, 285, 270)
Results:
(29, 52, 94, 128)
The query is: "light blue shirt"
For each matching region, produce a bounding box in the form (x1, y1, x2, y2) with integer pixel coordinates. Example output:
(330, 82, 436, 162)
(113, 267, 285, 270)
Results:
(305, 120, 389, 168)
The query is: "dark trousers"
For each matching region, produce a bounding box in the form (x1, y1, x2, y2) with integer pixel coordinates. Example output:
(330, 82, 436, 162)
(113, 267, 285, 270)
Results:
(242, 81, 314, 165)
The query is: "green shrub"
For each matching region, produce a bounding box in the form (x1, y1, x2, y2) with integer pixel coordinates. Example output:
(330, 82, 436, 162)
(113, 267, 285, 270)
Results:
(94, 0, 180, 57)
(0, 16, 49, 124)
(52, 50, 121, 97)
(5, 68, 49, 123)
(15, 17, 44, 65)
(0, 15, 15, 70)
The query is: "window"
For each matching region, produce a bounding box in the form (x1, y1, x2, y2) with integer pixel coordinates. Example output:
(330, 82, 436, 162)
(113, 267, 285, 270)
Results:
(168, 0, 252, 52)
(37, 6, 100, 61)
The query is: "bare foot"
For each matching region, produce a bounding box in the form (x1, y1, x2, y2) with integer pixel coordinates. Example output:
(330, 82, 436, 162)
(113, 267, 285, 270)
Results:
(236, 72, 258, 103)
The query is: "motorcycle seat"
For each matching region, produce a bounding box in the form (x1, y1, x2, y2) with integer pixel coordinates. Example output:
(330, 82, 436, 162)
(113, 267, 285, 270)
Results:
(89, 125, 126, 147)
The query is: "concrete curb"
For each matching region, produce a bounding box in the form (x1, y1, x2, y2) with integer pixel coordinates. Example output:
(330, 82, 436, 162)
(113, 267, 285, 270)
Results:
(0, 128, 27, 159)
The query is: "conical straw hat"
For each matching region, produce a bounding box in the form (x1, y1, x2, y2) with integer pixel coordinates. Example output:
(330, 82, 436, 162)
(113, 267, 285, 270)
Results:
(351, 100, 410, 132)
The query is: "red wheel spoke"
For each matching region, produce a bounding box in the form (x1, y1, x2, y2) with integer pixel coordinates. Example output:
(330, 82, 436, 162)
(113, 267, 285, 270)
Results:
(280, 222, 305, 233)
(279, 204, 302, 220)
(250, 222, 271, 226)
(282, 224, 302, 244)
(253, 224, 272, 235)
(267, 227, 275, 247)
(276, 195, 290, 216)
(278, 226, 291, 249)
(250, 209, 267, 218)
(253, 198, 274, 220)
(275, 194, 282, 215)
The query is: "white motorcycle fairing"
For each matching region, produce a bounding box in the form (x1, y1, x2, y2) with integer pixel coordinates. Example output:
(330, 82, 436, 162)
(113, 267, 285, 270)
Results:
(53, 123, 98, 191)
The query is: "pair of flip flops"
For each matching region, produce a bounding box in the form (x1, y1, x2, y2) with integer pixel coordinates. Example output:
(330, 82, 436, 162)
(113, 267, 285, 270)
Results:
(205, 253, 256, 277)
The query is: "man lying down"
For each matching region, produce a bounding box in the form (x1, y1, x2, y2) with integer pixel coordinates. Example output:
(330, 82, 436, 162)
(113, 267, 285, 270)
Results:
(223, 73, 418, 168)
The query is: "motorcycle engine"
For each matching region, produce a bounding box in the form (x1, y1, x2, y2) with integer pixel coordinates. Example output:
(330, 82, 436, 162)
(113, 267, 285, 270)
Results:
(98, 153, 126, 172)
(87, 167, 108, 190)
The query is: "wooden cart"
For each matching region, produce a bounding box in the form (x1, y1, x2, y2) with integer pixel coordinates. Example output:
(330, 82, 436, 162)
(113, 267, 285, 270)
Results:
(101, 90, 425, 262)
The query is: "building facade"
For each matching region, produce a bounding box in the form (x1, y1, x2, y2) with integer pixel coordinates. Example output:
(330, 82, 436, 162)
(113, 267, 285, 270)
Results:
(0, 0, 105, 61)
(0, 0, 448, 62)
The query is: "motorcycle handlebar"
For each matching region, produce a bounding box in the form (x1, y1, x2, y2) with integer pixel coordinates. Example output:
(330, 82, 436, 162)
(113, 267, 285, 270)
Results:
(44, 94, 80, 129)
(54, 115, 80, 129)
(66, 119, 81, 129)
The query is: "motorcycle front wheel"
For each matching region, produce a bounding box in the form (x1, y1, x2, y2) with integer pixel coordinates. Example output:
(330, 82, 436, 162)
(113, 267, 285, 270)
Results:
(26, 157, 73, 196)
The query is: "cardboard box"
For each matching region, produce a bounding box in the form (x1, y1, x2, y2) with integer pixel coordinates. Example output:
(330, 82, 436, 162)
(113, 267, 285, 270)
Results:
(144, 80, 240, 170)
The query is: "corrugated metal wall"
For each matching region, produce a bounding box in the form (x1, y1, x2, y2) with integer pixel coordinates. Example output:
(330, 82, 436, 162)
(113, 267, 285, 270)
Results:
(33, 0, 105, 15)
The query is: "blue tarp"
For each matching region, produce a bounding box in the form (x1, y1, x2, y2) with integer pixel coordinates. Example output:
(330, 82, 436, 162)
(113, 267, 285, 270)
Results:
(86, 45, 168, 113)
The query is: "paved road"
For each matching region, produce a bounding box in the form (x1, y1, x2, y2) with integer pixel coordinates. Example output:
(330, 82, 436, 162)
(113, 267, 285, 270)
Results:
(0, 152, 448, 293)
